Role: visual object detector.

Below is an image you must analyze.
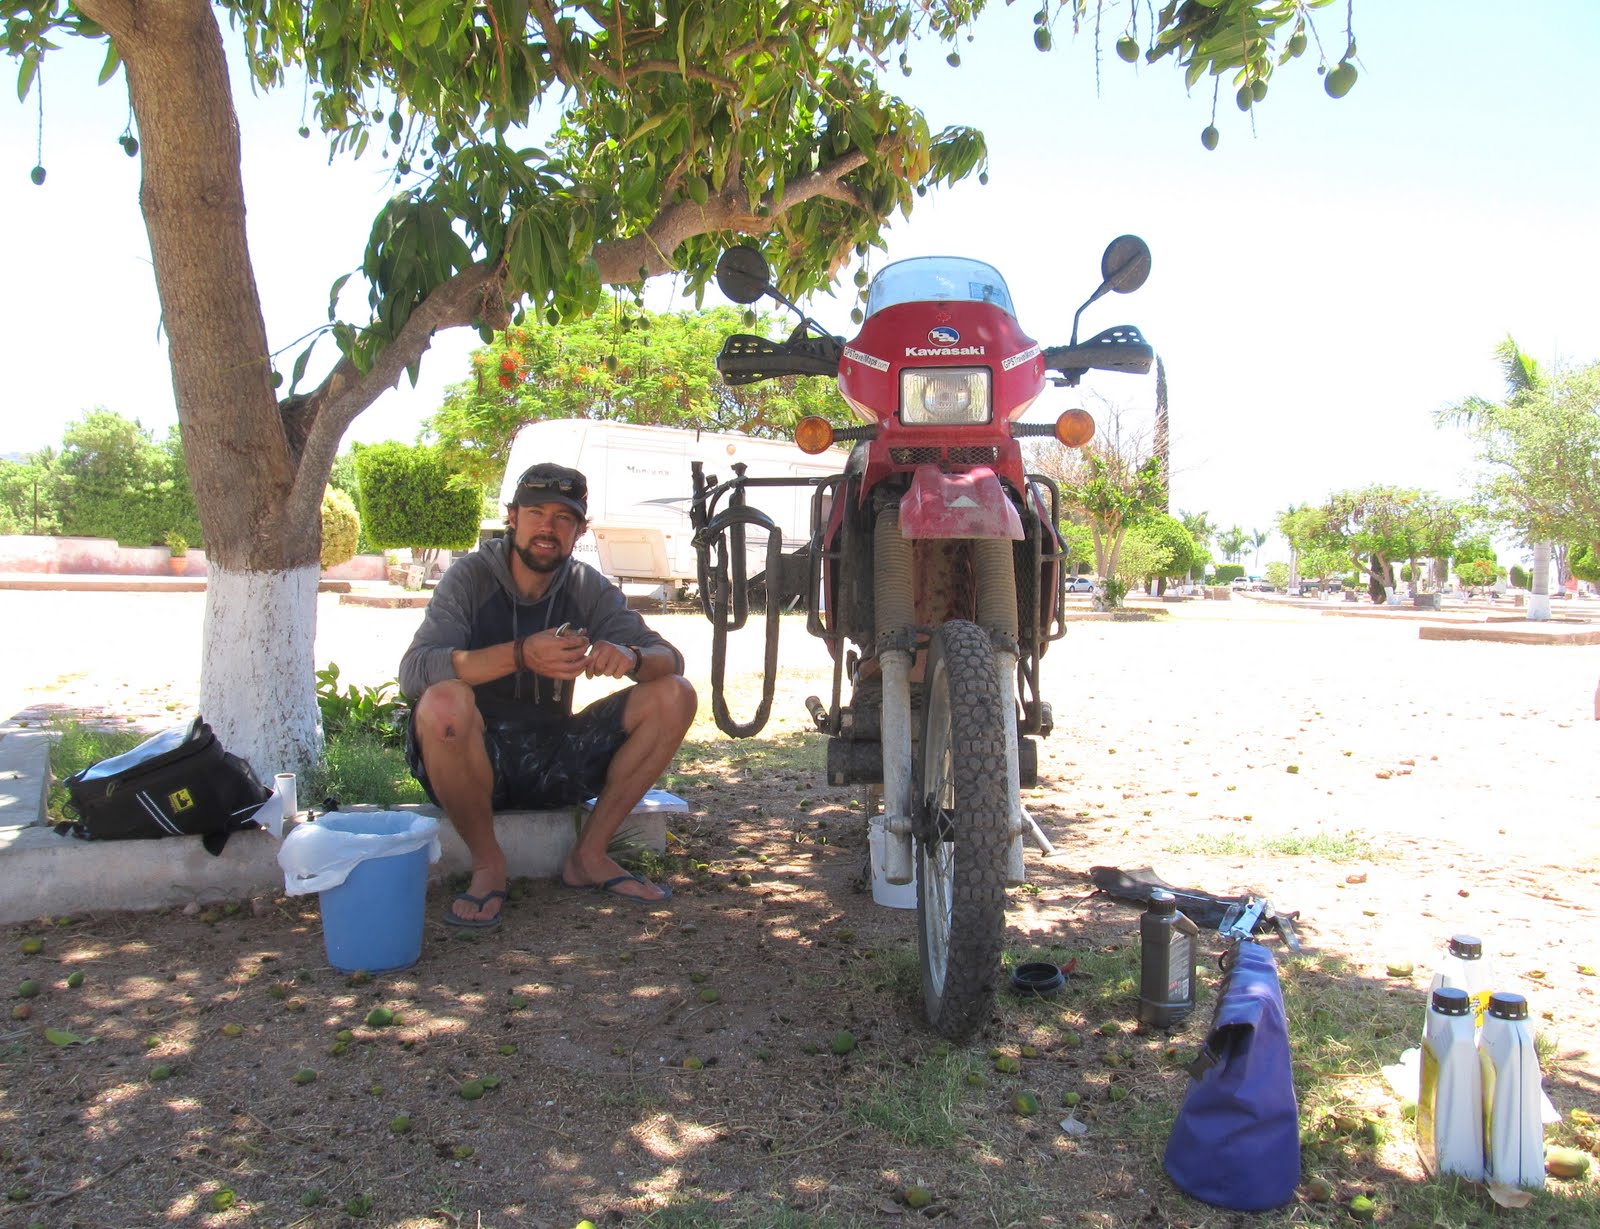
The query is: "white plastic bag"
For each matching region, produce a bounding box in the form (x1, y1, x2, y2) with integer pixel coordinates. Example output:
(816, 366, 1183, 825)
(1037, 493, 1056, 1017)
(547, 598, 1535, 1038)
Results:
(277, 811, 441, 896)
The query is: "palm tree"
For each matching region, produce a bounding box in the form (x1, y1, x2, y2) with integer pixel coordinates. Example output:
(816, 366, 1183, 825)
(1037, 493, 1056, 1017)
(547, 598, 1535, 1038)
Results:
(1217, 524, 1248, 565)
(1177, 508, 1214, 583)
(1250, 528, 1269, 573)
(1153, 355, 1169, 513)
(1178, 508, 1214, 550)
(1436, 335, 1552, 619)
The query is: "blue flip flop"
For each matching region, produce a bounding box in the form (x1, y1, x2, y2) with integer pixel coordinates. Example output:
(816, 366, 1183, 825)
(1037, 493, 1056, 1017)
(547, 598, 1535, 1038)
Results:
(442, 889, 507, 928)
(558, 872, 672, 905)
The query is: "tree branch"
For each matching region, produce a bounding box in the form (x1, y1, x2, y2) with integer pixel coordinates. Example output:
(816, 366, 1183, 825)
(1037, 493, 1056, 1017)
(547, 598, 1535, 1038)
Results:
(593, 147, 872, 282)
(287, 259, 505, 527)
(527, 0, 585, 96)
(71, 0, 136, 41)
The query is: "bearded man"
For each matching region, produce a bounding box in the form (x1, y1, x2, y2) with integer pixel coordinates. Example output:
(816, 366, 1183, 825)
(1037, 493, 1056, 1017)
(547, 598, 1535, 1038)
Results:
(399, 463, 696, 926)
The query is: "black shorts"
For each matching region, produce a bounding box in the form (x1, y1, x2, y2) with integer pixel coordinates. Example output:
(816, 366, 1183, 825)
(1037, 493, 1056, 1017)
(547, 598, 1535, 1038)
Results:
(405, 690, 633, 810)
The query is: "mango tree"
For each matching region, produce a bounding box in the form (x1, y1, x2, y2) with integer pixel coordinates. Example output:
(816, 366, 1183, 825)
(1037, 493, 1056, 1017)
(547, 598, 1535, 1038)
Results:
(425, 308, 849, 490)
(5, 0, 1359, 773)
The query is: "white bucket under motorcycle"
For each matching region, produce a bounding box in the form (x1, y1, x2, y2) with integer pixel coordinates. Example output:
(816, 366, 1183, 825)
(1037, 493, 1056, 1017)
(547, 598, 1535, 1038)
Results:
(864, 786, 916, 909)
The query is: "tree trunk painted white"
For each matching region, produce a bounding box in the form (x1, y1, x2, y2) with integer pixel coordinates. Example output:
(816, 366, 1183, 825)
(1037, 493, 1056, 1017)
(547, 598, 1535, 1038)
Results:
(200, 565, 325, 779)
(1529, 540, 1552, 621)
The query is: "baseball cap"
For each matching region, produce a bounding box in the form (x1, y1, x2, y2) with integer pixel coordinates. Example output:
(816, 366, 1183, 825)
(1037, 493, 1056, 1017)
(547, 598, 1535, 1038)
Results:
(512, 462, 588, 518)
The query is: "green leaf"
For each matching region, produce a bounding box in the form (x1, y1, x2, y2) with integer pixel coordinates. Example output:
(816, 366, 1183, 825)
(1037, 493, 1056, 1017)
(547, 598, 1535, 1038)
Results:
(16, 51, 39, 102)
(45, 1028, 91, 1046)
(96, 42, 121, 85)
(622, 113, 669, 150)
(290, 340, 316, 391)
(327, 272, 353, 321)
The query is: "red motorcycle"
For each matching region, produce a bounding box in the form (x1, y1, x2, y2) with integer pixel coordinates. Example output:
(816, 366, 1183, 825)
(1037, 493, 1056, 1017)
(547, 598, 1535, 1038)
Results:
(690, 238, 1153, 1037)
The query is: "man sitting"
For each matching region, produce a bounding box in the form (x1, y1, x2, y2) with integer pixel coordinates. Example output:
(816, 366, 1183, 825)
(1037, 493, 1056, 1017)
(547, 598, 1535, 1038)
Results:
(399, 462, 696, 926)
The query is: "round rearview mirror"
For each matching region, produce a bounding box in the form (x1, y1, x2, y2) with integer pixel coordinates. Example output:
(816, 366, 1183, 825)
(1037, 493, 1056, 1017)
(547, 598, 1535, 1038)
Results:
(1100, 234, 1152, 295)
(715, 246, 773, 305)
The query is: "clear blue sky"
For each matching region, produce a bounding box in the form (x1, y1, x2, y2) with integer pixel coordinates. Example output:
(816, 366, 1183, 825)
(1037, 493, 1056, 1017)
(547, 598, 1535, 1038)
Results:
(4, 2, 1597, 557)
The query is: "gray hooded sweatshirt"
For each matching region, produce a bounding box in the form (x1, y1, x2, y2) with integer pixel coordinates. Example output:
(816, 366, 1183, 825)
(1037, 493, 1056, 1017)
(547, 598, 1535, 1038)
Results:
(398, 539, 683, 723)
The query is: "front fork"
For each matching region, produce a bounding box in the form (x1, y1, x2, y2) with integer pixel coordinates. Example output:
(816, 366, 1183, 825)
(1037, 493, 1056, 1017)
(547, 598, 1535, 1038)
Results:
(875, 516, 1032, 887)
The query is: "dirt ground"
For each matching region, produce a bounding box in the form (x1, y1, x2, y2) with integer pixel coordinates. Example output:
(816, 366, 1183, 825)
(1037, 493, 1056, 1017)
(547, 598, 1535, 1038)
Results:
(4, 591, 1600, 1227)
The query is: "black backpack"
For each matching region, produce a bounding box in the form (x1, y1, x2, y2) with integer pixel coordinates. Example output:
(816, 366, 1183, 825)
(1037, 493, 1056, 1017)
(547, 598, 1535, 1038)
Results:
(59, 717, 272, 855)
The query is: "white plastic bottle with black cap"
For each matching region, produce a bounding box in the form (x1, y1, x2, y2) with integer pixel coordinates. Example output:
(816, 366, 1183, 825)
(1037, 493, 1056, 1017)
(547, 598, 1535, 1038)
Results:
(1430, 934, 1495, 1028)
(1418, 986, 1484, 1180)
(1479, 992, 1545, 1191)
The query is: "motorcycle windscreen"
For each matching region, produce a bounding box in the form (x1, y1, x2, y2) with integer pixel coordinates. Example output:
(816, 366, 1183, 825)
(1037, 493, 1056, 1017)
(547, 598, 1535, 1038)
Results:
(898, 466, 1023, 540)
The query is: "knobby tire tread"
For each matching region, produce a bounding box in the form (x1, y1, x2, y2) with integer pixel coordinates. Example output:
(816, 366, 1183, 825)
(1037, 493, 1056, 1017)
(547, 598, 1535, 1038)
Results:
(916, 619, 1011, 1040)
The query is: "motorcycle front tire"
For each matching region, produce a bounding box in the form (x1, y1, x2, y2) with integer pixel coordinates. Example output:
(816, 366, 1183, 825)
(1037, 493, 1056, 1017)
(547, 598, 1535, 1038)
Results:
(914, 619, 1010, 1040)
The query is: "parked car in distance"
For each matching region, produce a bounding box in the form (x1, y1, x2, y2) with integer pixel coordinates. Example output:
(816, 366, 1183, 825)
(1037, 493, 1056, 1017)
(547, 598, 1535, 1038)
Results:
(1065, 576, 1095, 593)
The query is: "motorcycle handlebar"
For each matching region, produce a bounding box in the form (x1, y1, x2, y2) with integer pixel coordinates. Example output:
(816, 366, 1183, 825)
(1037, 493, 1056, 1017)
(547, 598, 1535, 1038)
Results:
(716, 333, 843, 385)
(1043, 325, 1154, 378)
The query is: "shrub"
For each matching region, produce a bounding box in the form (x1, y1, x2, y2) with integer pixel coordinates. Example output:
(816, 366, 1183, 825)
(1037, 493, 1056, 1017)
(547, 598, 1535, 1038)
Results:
(316, 663, 407, 746)
(353, 442, 481, 551)
(1213, 563, 1245, 584)
(320, 487, 360, 569)
(1510, 564, 1530, 589)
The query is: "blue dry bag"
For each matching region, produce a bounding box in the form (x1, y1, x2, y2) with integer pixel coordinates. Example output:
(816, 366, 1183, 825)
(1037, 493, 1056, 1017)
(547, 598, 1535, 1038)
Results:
(1163, 940, 1300, 1211)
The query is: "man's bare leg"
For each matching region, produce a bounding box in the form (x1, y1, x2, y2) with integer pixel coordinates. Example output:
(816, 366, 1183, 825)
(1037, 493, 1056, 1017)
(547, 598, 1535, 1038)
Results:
(560, 676, 697, 901)
(414, 680, 506, 924)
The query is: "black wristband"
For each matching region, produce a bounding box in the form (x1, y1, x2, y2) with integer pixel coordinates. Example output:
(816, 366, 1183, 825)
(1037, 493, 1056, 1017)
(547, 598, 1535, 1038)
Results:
(627, 645, 643, 678)
(513, 635, 528, 673)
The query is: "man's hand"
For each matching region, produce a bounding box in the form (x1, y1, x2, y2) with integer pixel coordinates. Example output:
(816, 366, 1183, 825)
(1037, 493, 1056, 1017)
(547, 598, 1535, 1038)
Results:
(525, 624, 590, 681)
(583, 640, 640, 679)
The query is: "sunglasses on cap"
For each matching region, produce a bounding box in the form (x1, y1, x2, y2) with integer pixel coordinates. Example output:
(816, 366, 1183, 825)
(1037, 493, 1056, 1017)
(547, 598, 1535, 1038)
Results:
(518, 475, 580, 494)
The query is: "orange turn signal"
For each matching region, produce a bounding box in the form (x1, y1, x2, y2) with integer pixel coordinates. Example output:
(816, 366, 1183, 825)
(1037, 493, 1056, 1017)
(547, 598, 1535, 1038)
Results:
(794, 415, 835, 455)
(1054, 408, 1096, 448)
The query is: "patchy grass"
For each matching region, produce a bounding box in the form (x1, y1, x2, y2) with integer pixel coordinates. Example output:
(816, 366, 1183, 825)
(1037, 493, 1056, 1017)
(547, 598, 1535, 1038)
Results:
(300, 731, 428, 810)
(1162, 829, 1385, 861)
(44, 719, 145, 821)
(851, 1049, 982, 1147)
(45, 719, 427, 822)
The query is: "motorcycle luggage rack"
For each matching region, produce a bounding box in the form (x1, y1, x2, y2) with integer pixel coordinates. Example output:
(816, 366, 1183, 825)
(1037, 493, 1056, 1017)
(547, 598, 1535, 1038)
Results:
(1015, 473, 1069, 737)
(803, 474, 851, 738)
(690, 461, 832, 739)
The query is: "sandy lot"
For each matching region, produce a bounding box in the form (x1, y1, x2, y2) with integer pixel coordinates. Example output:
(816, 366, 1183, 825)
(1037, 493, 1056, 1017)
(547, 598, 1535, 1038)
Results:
(5, 589, 1600, 1225)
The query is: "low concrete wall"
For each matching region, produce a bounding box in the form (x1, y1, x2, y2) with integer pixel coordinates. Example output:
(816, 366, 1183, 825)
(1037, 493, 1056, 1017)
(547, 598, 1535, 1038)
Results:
(0, 535, 385, 581)
(0, 806, 667, 924)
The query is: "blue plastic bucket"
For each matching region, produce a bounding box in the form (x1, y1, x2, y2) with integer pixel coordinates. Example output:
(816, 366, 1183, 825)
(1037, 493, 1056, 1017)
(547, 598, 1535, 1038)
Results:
(316, 813, 431, 973)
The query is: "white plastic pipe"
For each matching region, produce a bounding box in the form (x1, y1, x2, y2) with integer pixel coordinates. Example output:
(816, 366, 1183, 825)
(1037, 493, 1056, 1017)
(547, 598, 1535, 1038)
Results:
(878, 648, 916, 885)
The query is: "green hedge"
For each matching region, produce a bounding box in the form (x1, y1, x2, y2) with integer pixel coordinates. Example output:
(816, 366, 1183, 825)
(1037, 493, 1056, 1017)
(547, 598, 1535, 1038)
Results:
(353, 443, 481, 551)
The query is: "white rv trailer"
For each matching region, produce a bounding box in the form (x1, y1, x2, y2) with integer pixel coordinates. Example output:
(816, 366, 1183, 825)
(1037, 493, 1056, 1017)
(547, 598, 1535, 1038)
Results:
(495, 419, 846, 596)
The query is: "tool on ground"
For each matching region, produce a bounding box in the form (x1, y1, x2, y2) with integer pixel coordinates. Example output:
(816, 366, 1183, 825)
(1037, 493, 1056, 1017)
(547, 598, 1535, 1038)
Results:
(1090, 866, 1301, 951)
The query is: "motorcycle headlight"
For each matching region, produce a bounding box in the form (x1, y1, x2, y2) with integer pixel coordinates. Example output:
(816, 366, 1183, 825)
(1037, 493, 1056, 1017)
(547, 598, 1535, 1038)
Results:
(900, 367, 991, 425)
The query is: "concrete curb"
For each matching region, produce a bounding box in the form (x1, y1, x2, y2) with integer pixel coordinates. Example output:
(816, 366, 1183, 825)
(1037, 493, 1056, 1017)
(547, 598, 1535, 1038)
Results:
(0, 804, 667, 924)
(0, 719, 669, 923)
(0, 718, 672, 924)
(0, 574, 356, 593)
(0, 727, 51, 829)
(1418, 623, 1600, 646)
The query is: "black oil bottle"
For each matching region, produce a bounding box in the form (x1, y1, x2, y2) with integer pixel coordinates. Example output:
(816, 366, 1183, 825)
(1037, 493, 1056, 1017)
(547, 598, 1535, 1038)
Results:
(1139, 889, 1199, 1028)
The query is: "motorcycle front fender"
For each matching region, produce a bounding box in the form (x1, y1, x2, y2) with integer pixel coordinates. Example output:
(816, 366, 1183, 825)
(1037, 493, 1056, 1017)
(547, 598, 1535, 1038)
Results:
(899, 465, 1024, 540)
